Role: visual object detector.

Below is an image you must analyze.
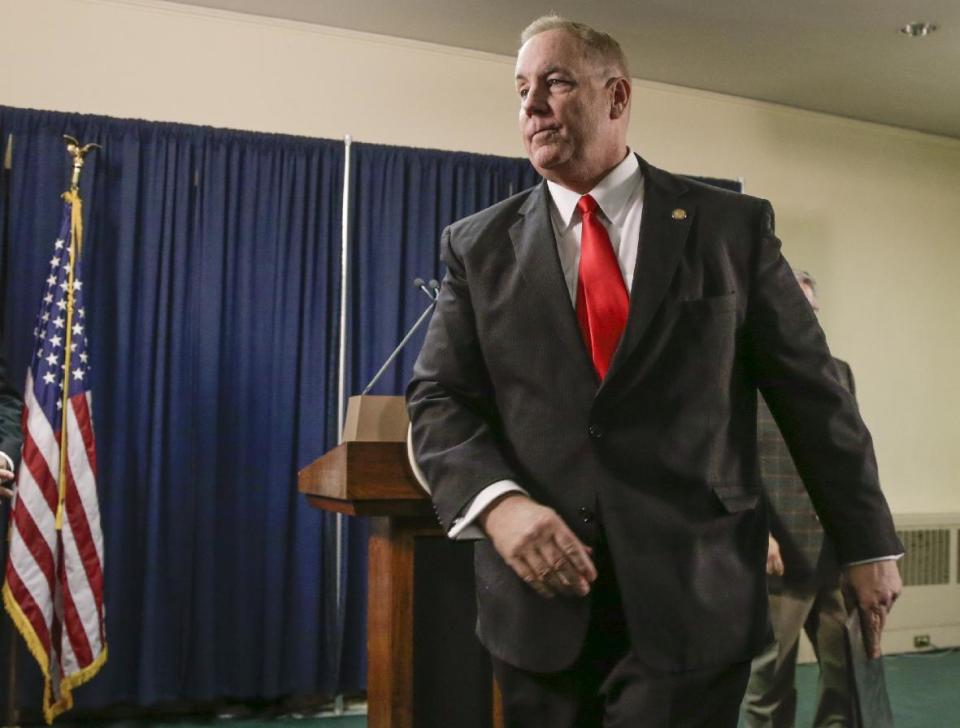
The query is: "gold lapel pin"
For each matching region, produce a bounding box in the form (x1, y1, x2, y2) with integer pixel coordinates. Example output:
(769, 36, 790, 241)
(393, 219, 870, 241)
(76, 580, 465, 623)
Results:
(671, 208, 687, 221)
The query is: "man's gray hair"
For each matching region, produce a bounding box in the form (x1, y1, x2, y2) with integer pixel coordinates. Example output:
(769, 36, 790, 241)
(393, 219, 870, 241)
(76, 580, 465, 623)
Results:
(792, 268, 817, 295)
(520, 15, 630, 77)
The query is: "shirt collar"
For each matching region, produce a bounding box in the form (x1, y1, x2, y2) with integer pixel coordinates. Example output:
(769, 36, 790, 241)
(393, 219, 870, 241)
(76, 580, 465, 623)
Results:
(546, 151, 642, 230)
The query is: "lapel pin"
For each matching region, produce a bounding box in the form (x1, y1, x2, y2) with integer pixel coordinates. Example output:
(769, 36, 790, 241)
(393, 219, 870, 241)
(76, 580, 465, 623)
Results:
(671, 208, 687, 221)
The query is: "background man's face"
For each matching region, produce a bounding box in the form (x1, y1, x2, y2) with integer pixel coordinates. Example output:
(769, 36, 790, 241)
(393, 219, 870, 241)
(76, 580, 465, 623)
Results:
(515, 29, 615, 183)
(799, 280, 820, 312)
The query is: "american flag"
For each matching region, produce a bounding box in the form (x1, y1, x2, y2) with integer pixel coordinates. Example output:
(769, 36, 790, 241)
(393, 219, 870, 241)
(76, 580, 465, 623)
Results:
(2, 193, 107, 724)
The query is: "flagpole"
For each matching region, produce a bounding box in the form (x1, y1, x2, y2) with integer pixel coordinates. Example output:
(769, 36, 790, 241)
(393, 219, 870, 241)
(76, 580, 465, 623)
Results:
(3, 513, 19, 728)
(54, 137, 98, 530)
(2, 135, 19, 728)
(3, 619, 17, 727)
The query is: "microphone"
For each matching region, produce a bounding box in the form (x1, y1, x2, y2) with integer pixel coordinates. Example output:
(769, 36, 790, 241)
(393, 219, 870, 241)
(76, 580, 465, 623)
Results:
(414, 277, 440, 301)
(361, 277, 441, 395)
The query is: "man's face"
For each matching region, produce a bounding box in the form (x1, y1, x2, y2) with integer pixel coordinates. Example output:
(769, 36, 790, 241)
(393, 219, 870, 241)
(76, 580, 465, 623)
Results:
(514, 29, 624, 189)
(799, 280, 820, 312)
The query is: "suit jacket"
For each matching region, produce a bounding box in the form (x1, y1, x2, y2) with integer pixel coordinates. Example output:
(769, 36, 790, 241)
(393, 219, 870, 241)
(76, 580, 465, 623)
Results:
(761, 358, 855, 593)
(407, 156, 903, 673)
(0, 341, 23, 470)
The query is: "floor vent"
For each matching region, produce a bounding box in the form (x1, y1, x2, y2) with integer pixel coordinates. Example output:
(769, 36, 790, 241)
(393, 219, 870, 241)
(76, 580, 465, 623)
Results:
(896, 529, 951, 586)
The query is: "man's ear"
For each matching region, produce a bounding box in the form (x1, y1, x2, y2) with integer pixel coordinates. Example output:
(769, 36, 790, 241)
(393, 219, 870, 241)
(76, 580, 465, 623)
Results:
(610, 77, 631, 119)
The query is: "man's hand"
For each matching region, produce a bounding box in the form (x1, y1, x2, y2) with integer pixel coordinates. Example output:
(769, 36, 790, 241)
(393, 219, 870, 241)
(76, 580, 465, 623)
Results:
(766, 534, 784, 576)
(843, 560, 902, 660)
(479, 493, 597, 599)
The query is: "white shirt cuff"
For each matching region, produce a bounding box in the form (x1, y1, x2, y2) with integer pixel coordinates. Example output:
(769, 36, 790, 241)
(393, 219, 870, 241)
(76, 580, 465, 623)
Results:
(843, 554, 904, 566)
(447, 480, 528, 540)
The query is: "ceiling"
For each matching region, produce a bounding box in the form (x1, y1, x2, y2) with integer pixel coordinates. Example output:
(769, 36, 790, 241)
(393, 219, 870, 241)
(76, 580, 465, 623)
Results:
(167, 0, 960, 139)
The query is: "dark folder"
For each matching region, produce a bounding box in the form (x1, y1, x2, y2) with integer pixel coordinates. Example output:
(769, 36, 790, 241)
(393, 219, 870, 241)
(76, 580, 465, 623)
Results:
(844, 609, 895, 728)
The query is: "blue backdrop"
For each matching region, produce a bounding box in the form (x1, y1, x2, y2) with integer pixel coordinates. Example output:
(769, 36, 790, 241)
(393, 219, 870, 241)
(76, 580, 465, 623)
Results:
(0, 107, 349, 709)
(0, 106, 539, 715)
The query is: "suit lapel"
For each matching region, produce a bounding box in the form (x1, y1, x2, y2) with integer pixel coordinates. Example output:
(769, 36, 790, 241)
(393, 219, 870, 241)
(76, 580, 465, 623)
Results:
(602, 160, 693, 390)
(509, 184, 596, 380)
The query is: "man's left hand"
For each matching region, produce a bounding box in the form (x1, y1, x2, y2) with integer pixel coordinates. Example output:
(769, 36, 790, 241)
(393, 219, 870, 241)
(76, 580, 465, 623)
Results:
(843, 560, 902, 660)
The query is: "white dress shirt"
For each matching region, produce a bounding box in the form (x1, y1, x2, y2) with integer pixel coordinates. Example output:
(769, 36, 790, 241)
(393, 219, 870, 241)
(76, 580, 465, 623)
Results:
(448, 152, 643, 538)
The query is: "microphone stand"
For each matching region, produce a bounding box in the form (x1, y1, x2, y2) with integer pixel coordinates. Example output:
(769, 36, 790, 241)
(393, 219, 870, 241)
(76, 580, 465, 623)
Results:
(361, 279, 439, 395)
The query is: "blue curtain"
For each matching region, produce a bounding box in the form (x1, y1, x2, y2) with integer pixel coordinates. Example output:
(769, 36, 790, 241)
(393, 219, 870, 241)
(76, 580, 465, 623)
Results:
(0, 107, 348, 709)
(346, 142, 540, 395)
(337, 143, 540, 683)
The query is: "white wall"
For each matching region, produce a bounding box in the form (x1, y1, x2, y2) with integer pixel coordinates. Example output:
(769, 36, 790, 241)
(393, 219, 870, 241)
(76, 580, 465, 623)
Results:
(3, 0, 958, 515)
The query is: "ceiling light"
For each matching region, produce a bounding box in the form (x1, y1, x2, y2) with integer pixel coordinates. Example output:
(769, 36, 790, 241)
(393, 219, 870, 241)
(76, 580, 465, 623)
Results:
(899, 22, 938, 37)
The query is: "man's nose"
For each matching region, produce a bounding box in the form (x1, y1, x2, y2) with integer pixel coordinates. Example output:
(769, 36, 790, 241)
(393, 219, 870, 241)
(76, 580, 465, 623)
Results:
(521, 85, 548, 116)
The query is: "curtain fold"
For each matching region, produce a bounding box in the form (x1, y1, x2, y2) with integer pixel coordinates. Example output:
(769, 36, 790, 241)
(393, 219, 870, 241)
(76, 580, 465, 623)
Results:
(0, 107, 346, 709)
(338, 143, 540, 685)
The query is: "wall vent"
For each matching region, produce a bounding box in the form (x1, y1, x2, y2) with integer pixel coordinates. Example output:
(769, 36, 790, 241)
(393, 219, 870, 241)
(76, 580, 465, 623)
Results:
(896, 529, 951, 586)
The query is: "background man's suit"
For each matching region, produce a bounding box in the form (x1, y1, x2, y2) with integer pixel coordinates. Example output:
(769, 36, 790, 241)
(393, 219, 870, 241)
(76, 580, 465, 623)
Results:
(0, 341, 23, 474)
(744, 358, 861, 726)
(407, 156, 903, 675)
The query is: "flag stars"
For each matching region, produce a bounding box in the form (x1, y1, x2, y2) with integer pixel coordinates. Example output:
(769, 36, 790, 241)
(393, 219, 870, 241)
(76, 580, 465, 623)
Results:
(45, 353, 58, 367)
(79, 352, 89, 364)
(72, 323, 84, 336)
(47, 275, 57, 287)
(49, 335, 62, 348)
(53, 317, 64, 329)
(49, 255, 60, 267)
(56, 299, 67, 311)
(72, 368, 85, 382)
(55, 239, 65, 250)
(42, 372, 56, 385)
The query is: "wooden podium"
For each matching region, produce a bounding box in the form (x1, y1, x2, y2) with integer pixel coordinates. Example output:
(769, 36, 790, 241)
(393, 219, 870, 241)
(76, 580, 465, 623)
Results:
(299, 396, 502, 728)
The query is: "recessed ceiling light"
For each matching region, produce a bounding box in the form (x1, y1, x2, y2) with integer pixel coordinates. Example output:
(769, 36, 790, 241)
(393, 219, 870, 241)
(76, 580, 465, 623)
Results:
(900, 22, 938, 37)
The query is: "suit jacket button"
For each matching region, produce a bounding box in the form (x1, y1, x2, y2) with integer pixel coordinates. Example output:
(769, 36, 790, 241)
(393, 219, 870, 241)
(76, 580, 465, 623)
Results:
(588, 423, 604, 439)
(579, 506, 595, 524)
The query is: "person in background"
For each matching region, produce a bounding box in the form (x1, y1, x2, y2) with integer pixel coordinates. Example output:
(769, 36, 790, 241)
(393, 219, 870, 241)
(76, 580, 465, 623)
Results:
(743, 270, 875, 726)
(0, 341, 23, 498)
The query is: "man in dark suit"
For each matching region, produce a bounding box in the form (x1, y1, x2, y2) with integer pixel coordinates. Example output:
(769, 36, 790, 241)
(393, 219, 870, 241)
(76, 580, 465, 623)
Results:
(744, 271, 868, 727)
(407, 15, 902, 727)
(0, 340, 23, 498)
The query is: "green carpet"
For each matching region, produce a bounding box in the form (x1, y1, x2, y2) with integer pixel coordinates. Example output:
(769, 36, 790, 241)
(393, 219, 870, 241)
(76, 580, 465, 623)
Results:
(739, 648, 960, 727)
(36, 649, 960, 727)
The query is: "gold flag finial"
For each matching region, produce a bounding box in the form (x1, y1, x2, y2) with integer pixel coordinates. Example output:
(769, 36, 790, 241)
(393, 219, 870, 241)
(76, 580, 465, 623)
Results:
(63, 134, 101, 191)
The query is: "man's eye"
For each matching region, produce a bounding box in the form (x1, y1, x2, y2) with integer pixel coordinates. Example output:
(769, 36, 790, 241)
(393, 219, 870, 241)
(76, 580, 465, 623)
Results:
(547, 78, 570, 88)
(518, 88, 529, 99)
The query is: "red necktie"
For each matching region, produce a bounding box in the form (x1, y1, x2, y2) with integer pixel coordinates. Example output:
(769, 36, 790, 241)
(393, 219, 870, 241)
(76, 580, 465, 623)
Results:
(575, 195, 629, 380)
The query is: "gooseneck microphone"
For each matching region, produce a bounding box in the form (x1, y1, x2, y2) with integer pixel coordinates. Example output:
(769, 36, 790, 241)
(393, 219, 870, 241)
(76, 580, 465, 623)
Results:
(361, 277, 441, 395)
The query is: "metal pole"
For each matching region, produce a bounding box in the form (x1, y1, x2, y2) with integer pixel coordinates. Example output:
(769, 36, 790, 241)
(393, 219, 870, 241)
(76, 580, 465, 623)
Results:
(3, 615, 17, 727)
(2, 134, 19, 728)
(333, 134, 352, 715)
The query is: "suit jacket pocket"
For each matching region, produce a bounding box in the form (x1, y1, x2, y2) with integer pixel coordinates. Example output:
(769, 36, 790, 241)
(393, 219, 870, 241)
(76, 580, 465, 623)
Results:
(712, 483, 760, 513)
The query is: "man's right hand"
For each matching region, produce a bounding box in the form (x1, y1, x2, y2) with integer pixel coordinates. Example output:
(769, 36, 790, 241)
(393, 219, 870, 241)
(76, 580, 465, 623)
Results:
(479, 493, 597, 599)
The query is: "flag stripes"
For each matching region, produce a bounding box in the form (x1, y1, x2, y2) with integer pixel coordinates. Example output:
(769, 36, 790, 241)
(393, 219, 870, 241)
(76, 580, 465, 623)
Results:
(3, 193, 107, 723)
